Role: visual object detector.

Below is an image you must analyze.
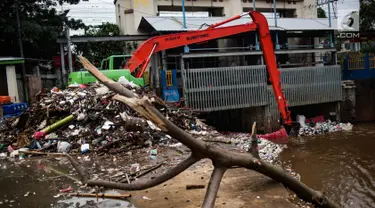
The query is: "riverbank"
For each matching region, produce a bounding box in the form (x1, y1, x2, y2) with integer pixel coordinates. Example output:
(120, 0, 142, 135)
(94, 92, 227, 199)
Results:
(0, 157, 298, 208)
(130, 159, 297, 208)
(0, 133, 303, 208)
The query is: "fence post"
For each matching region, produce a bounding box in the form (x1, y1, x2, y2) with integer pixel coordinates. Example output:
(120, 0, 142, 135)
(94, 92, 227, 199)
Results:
(365, 53, 370, 71)
(343, 54, 349, 80)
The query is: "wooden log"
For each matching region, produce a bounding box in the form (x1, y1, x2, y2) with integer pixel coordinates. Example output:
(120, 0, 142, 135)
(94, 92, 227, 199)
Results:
(67, 192, 131, 200)
(186, 185, 205, 190)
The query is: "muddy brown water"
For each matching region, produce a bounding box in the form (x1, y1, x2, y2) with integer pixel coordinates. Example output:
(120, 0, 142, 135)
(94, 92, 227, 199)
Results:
(2, 124, 375, 208)
(281, 123, 375, 208)
(0, 157, 137, 208)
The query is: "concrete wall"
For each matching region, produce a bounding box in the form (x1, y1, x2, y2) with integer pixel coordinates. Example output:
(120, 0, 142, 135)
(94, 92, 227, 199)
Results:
(341, 80, 356, 122)
(355, 79, 375, 122)
(116, 0, 315, 35)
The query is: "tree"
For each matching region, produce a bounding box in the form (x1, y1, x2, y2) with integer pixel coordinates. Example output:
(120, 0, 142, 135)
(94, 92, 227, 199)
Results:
(69, 56, 341, 208)
(360, 0, 375, 31)
(74, 23, 138, 65)
(317, 7, 327, 18)
(0, 0, 85, 60)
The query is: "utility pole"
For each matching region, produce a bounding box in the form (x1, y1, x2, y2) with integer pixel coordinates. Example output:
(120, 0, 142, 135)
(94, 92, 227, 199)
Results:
(273, 0, 280, 50)
(65, 28, 73, 73)
(15, 0, 28, 102)
(182, 0, 189, 53)
(317, 0, 335, 48)
(327, 1, 334, 48)
(253, 0, 260, 50)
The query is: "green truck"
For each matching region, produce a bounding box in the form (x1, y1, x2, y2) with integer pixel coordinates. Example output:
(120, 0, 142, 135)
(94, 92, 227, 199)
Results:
(68, 55, 147, 86)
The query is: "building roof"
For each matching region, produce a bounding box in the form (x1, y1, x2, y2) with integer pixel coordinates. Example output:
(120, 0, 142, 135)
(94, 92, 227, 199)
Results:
(0, 57, 24, 65)
(139, 16, 338, 32)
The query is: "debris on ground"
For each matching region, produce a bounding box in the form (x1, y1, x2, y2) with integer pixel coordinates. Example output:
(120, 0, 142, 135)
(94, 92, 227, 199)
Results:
(0, 81, 305, 206)
(0, 83, 204, 157)
(296, 115, 353, 136)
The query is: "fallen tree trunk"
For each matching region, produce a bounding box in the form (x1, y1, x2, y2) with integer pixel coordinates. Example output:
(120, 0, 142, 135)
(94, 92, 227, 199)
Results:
(68, 56, 340, 208)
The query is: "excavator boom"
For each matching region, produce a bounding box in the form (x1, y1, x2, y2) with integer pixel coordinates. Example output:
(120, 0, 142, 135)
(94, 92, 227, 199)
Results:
(125, 11, 292, 125)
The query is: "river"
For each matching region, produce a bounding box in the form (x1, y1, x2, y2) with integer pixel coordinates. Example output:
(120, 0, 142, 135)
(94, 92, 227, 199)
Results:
(281, 123, 375, 208)
(1, 123, 375, 207)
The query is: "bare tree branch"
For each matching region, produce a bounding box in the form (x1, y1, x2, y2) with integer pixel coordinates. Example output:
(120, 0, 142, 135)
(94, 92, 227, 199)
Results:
(66, 154, 89, 183)
(248, 122, 260, 159)
(202, 167, 226, 208)
(76, 56, 340, 208)
(229, 154, 339, 208)
(86, 154, 199, 190)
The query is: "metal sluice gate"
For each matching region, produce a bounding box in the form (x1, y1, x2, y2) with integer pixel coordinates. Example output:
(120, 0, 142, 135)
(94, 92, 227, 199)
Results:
(182, 65, 342, 112)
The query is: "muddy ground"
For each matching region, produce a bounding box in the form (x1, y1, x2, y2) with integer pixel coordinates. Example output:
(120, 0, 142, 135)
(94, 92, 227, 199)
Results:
(130, 159, 297, 208)
(0, 145, 300, 208)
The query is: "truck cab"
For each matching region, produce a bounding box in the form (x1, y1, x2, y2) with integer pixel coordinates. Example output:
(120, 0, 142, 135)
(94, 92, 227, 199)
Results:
(68, 55, 146, 87)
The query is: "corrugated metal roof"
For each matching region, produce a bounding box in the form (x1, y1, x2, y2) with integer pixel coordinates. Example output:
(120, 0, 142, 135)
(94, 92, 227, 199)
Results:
(139, 16, 337, 32)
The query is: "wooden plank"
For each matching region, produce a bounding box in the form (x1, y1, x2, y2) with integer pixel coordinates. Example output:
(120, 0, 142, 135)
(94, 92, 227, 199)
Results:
(27, 75, 42, 103)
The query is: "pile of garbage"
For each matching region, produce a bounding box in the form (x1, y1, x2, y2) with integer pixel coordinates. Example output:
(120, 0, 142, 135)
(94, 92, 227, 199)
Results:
(296, 115, 353, 136)
(0, 82, 205, 158)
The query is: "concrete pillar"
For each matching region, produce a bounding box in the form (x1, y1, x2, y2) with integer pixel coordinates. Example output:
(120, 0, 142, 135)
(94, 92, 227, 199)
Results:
(6, 65, 20, 103)
(132, 0, 155, 32)
(314, 37, 322, 64)
(224, 0, 242, 17)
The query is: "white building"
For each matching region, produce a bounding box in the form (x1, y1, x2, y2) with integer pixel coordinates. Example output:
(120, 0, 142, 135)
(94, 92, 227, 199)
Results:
(114, 0, 318, 35)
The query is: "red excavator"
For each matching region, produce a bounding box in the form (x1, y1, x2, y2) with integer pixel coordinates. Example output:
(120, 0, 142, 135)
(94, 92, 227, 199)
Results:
(124, 11, 293, 126)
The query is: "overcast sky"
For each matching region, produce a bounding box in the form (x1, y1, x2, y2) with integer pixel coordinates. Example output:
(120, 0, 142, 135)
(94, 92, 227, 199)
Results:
(61, 0, 116, 35)
(320, 0, 360, 19)
(62, 0, 360, 35)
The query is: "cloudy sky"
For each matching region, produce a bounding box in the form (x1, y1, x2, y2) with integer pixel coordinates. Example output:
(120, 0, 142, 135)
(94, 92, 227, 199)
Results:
(61, 0, 116, 35)
(320, 0, 360, 19)
(62, 0, 360, 34)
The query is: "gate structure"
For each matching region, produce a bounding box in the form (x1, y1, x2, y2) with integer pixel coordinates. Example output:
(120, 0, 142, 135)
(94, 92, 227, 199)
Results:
(280, 65, 342, 107)
(181, 65, 268, 112)
(180, 52, 342, 131)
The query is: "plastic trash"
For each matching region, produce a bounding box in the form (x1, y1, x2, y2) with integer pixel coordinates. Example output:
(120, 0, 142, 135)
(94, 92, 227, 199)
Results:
(76, 113, 87, 121)
(10, 148, 28, 158)
(150, 149, 158, 160)
(0, 152, 7, 159)
(296, 115, 307, 128)
(60, 187, 73, 193)
(95, 86, 110, 95)
(33, 131, 46, 140)
(51, 87, 60, 93)
(81, 143, 90, 154)
(57, 141, 71, 153)
(118, 76, 139, 88)
(102, 121, 114, 130)
(130, 163, 140, 172)
(7, 145, 14, 153)
(79, 84, 87, 89)
(341, 123, 353, 131)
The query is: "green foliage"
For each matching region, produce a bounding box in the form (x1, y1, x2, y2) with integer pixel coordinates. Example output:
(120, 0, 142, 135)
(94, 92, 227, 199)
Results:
(360, 0, 375, 31)
(361, 42, 375, 53)
(74, 23, 138, 65)
(317, 7, 326, 18)
(0, 0, 85, 59)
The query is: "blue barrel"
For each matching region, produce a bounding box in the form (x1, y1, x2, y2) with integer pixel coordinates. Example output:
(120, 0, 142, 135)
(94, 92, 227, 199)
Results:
(1, 102, 28, 115)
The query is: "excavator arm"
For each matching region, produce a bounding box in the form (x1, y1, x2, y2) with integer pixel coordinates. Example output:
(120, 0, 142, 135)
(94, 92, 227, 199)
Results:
(125, 11, 292, 125)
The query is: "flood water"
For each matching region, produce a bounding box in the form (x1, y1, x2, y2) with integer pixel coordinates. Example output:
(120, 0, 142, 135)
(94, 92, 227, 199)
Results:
(281, 123, 375, 208)
(0, 157, 136, 208)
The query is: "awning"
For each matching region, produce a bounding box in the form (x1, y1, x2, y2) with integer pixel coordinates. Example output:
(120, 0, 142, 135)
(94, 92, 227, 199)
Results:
(138, 16, 338, 33)
(0, 57, 24, 65)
